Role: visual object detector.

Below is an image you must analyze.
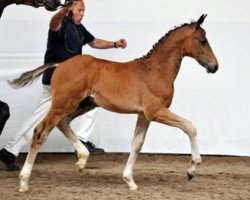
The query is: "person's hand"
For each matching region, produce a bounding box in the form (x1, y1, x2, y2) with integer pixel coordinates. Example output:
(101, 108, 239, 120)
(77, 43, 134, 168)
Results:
(44, 0, 62, 11)
(64, 0, 75, 7)
(62, 0, 75, 13)
(114, 39, 127, 49)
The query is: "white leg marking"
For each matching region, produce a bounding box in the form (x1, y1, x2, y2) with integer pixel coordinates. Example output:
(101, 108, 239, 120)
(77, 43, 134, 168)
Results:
(19, 162, 33, 192)
(152, 109, 202, 180)
(187, 135, 202, 178)
(123, 114, 150, 190)
(75, 140, 89, 172)
(57, 121, 89, 172)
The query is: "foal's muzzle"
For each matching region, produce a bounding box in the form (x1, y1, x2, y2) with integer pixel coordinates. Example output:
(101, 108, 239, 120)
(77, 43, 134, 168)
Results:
(198, 59, 219, 74)
(206, 64, 218, 73)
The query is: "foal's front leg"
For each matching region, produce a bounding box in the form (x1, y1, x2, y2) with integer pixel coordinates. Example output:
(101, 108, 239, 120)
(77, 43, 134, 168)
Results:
(149, 108, 202, 180)
(123, 114, 150, 190)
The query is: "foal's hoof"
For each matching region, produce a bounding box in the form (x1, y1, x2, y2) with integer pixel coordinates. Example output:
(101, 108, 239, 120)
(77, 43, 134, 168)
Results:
(19, 186, 28, 193)
(19, 176, 29, 192)
(127, 181, 138, 190)
(187, 172, 194, 181)
(76, 161, 86, 173)
(129, 185, 138, 190)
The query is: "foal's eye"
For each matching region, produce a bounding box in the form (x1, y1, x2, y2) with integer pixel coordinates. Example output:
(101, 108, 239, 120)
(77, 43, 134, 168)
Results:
(200, 39, 207, 45)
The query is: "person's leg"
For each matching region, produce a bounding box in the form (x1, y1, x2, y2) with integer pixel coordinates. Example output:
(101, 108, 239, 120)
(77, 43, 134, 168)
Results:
(73, 109, 97, 142)
(0, 100, 10, 135)
(72, 108, 104, 154)
(0, 86, 51, 171)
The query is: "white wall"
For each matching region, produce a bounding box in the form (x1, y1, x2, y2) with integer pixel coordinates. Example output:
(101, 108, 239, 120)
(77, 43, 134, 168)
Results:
(0, 0, 250, 156)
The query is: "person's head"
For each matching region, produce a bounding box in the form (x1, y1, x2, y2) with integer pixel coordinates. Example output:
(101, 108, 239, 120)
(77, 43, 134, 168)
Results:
(71, 0, 85, 24)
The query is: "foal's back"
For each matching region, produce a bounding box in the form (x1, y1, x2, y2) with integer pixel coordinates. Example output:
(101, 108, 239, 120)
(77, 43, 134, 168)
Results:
(51, 54, 152, 113)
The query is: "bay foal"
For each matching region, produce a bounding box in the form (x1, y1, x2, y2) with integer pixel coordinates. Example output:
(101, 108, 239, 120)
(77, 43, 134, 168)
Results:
(10, 14, 218, 192)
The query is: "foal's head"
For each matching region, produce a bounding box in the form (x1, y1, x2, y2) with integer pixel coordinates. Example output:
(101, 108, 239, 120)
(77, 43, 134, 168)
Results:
(185, 14, 219, 73)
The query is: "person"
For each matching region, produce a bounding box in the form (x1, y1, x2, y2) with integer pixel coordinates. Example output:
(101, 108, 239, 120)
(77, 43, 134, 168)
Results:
(0, 101, 16, 170)
(0, 0, 127, 171)
(0, 100, 10, 135)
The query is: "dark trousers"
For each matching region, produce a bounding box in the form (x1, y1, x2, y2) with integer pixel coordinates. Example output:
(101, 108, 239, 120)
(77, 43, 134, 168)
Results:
(0, 100, 10, 135)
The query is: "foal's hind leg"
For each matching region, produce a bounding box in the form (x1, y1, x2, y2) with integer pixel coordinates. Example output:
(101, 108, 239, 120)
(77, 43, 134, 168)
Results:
(19, 114, 61, 192)
(57, 98, 97, 172)
(123, 113, 150, 190)
(19, 97, 83, 192)
(147, 108, 201, 180)
(57, 117, 89, 172)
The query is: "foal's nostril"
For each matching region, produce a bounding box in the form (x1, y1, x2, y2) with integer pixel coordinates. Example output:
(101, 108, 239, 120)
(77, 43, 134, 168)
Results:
(214, 64, 218, 72)
(208, 64, 218, 74)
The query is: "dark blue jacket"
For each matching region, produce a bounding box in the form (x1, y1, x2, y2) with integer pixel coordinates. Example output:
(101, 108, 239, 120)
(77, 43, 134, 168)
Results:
(42, 16, 95, 85)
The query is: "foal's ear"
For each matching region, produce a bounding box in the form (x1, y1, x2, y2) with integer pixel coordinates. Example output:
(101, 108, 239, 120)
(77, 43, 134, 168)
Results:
(196, 14, 207, 29)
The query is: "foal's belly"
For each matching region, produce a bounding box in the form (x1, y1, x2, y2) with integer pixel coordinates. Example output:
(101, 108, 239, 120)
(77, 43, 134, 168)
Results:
(91, 92, 142, 114)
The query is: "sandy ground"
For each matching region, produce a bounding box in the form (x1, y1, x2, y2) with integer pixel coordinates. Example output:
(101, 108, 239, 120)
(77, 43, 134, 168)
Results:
(0, 153, 249, 200)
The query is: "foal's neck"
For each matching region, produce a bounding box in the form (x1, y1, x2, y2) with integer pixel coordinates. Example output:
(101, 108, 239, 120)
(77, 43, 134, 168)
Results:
(137, 26, 192, 83)
(152, 32, 188, 82)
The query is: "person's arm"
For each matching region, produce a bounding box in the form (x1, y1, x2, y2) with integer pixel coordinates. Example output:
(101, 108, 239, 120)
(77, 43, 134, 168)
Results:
(49, 7, 71, 31)
(88, 38, 127, 49)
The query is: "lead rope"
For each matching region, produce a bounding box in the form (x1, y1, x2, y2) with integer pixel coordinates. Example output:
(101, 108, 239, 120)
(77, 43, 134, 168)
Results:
(64, 12, 83, 54)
